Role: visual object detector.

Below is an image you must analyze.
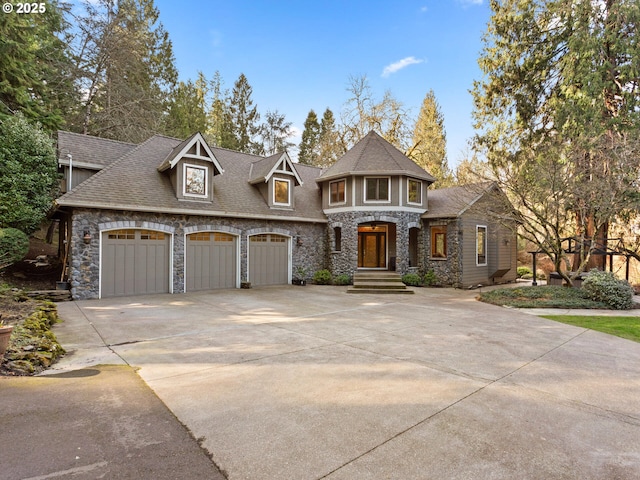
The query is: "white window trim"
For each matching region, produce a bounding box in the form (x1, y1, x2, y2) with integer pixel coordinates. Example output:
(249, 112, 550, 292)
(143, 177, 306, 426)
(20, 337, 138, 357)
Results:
(407, 178, 422, 206)
(273, 178, 291, 206)
(183, 163, 208, 199)
(476, 225, 488, 266)
(329, 179, 347, 205)
(364, 176, 391, 204)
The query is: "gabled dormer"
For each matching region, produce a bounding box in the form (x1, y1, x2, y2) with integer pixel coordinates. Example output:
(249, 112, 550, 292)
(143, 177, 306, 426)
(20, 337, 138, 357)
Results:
(158, 132, 224, 202)
(249, 152, 302, 209)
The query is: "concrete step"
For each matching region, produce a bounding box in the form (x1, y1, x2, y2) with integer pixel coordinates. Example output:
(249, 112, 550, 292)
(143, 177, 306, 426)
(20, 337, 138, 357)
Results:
(348, 272, 413, 294)
(351, 281, 408, 289)
(347, 287, 414, 294)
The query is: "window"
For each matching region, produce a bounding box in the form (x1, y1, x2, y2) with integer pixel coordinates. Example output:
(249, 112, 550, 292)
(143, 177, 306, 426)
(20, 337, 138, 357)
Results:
(274, 179, 290, 205)
(408, 179, 422, 204)
(213, 232, 234, 242)
(108, 229, 135, 240)
(330, 180, 346, 204)
(189, 232, 210, 241)
(365, 177, 390, 202)
(477, 226, 487, 265)
(140, 230, 165, 240)
(431, 226, 447, 258)
(184, 164, 207, 197)
(334, 227, 342, 251)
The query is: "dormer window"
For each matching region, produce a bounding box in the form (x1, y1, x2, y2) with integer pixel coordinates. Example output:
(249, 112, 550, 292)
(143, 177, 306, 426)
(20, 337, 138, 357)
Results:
(184, 164, 208, 198)
(274, 178, 291, 206)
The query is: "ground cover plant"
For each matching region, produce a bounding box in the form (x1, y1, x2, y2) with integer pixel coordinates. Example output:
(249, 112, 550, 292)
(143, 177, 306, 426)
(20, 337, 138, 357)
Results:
(541, 315, 640, 343)
(477, 285, 609, 309)
(0, 284, 65, 375)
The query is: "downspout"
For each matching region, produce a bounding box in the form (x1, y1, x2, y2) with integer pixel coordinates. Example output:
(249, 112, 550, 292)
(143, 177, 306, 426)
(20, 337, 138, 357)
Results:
(67, 154, 73, 190)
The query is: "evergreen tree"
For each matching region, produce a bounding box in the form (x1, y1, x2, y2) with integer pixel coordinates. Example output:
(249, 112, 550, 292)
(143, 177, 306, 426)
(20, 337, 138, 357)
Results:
(408, 90, 453, 186)
(70, 0, 177, 143)
(472, 0, 640, 278)
(318, 108, 341, 167)
(205, 71, 228, 146)
(0, 2, 76, 131)
(298, 110, 320, 165)
(224, 73, 260, 153)
(164, 72, 208, 139)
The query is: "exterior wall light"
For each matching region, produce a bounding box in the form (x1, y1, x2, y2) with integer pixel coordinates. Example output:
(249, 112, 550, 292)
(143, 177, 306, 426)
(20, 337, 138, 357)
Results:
(83, 230, 91, 244)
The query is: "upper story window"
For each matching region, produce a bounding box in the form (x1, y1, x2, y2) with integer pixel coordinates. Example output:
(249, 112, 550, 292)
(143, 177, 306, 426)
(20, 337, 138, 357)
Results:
(477, 225, 487, 265)
(330, 179, 346, 204)
(184, 164, 207, 198)
(274, 178, 291, 206)
(408, 179, 422, 205)
(365, 177, 390, 202)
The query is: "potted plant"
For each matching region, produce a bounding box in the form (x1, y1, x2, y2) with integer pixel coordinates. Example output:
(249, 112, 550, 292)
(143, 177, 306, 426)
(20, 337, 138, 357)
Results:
(293, 266, 308, 286)
(0, 316, 14, 359)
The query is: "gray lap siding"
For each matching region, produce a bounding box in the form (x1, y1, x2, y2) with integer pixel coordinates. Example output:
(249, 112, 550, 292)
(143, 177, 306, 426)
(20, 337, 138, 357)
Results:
(69, 208, 327, 300)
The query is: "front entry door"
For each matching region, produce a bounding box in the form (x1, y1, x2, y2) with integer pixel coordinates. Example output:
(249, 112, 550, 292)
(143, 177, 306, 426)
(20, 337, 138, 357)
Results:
(358, 228, 387, 268)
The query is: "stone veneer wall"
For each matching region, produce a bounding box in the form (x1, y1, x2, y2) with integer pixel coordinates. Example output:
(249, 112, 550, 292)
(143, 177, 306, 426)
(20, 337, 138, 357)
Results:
(423, 218, 463, 287)
(326, 210, 423, 278)
(69, 208, 327, 300)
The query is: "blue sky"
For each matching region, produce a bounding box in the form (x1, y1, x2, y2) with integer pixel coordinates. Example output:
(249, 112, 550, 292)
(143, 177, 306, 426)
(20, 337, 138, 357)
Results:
(154, 0, 491, 165)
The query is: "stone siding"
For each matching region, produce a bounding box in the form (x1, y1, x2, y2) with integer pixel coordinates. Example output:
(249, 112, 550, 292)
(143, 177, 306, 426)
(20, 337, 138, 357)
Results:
(326, 210, 423, 278)
(69, 208, 326, 300)
(423, 219, 463, 287)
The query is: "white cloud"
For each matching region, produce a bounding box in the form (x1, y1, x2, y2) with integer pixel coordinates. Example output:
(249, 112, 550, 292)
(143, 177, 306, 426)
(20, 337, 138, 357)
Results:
(458, 0, 484, 6)
(381, 57, 425, 78)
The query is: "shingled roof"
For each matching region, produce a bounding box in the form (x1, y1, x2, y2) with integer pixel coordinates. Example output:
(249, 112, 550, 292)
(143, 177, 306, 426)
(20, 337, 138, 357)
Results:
(422, 183, 497, 219)
(56, 134, 325, 222)
(57, 131, 136, 169)
(317, 130, 436, 183)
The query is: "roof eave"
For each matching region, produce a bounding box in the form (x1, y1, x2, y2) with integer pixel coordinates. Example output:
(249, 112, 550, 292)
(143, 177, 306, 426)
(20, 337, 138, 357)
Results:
(54, 199, 328, 224)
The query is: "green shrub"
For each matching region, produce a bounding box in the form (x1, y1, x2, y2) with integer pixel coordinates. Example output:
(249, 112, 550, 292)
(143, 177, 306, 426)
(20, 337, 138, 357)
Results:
(313, 269, 332, 285)
(423, 270, 438, 286)
(333, 274, 352, 285)
(402, 273, 421, 286)
(582, 270, 634, 310)
(517, 266, 532, 278)
(0, 228, 29, 269)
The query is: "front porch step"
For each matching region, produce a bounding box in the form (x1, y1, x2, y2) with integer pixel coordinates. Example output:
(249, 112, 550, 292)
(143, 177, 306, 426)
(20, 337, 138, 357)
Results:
(347, 272, 414, 294)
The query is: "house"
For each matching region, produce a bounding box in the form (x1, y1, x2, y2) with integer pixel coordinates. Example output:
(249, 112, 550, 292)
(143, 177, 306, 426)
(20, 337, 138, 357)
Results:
(54, 130, 517, 299)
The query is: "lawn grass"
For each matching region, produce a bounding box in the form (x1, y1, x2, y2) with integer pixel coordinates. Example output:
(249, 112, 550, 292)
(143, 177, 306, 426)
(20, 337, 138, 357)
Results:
(541, 315, 640, 343)
(477, 285, 609, 309)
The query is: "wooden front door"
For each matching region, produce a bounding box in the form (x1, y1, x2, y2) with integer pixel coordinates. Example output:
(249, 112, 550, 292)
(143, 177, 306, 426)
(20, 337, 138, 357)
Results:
(358, 229, 387, 269)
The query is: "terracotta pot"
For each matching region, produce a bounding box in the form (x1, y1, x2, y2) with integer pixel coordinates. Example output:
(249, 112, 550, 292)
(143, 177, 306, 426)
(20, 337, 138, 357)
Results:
(0, 325, 14, 358)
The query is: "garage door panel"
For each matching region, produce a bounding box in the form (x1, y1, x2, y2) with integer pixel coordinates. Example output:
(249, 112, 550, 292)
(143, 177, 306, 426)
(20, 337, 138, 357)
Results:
(102, 229, 170, 298)
(249, 234, 289, 286)
(186, 233, 237, 291)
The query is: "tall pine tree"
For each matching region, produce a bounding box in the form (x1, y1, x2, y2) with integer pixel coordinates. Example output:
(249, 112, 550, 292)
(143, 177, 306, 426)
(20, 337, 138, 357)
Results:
(318, 108, 341, 167)
(164, 72, 209, 139)
(408, 90, 452, 186)
(298, 110, 320, 165)
(0, 2, 76, 131)
(224, 73, 261, 153)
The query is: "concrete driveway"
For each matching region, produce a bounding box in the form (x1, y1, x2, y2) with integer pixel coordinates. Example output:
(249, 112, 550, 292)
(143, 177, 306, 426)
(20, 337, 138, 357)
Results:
(52, 285, 640, 479)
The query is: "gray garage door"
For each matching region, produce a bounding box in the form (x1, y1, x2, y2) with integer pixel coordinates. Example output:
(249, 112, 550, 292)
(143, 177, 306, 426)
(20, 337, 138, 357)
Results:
(101, 229, 170, 298)
(186, 232, 237, 291)
(249, 234, 289, 286)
